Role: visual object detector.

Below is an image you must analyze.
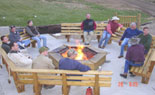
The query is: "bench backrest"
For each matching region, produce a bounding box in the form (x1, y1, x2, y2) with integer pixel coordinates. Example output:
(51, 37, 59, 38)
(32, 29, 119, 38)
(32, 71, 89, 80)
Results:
(151, 35, 155, 48)
(115, 13, 141, 28)
(61, 23, 107, 35)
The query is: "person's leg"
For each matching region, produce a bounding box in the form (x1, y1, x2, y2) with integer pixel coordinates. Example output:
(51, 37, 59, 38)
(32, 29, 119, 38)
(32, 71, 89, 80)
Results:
(38, 35, 47, 47)
(124, 60, 143, 74)
(98, 31, 107, 47)
(103, 32, 111, 47)
(84, 31, 89, 44)
(88, 31, 94, 44)
(32, 36, 41, 48)
(119, 38, 130, 57)
(21, 39, 31, 47)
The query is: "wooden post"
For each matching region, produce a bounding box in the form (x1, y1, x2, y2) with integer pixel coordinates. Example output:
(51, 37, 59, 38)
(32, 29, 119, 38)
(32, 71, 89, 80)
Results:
(33, 73, 41, 95)
(97, 35, 101, 43)
(137, 13, 141, 29)
(81, 35, 84, 42)
(32, 41, 36, 48)
(94, 74, 100, 95)
(62, 73, 68, 95)
(12, 72, 25, 93)
(66, 35, 70, 42)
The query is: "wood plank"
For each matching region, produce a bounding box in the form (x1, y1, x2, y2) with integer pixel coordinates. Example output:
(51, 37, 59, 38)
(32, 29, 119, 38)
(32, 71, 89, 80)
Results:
(12, 68, 113, 75)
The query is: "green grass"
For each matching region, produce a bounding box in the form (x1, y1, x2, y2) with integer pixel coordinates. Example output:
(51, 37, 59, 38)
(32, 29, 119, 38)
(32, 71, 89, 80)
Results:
(0, 0, 150, 26)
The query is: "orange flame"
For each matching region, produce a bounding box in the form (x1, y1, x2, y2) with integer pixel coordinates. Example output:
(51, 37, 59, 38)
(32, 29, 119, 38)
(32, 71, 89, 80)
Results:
(61, 41, 88, 60)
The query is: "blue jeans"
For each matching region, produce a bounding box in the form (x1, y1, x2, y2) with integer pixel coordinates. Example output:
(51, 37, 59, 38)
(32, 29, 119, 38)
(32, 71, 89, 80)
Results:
(124, 60, 144, 73)
(120, 38, 131, 56)
(32, 35, 47, 48)
(17, 39, 31, 47)
(99, 31, 111, 47)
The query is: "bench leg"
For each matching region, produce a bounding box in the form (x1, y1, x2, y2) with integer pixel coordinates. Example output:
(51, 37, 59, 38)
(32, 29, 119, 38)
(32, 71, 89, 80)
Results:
(15, 84, 25, 93)
(81, 35, 84, 42)
(141, 77, 150, 84)
(97, 35, 100, 43)
(66, 35, 70, 42)
(32, 42, 36, 48)
(108, 38, 112, 44)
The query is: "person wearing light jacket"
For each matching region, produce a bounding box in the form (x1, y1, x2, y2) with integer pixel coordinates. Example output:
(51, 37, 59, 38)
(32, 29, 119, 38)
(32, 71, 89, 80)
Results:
(8, 42, 32, 69)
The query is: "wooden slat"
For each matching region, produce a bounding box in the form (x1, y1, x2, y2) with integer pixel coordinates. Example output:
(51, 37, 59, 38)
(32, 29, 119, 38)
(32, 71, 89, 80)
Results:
(12, 69, 113, 75)
(67, 76, 111, 81)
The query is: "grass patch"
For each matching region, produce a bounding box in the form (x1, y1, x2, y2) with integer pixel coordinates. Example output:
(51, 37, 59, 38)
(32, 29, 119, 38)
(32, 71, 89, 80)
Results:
(0, 0, 150, 26)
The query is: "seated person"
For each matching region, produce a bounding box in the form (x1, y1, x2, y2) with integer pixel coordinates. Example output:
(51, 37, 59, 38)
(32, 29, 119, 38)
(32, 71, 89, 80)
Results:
(32, 47, 55, 89)
(138, 27, 152, 55)
(59, 49, 91, 94)
(81, 14, 96, 45)
(120, 37, 145, 78)
(8, 42, 32, 69)
(26, 20, 47, 48)
(1, 36, 10, 53)
(98, 16, 123, 48)
(9, 26, 31, 49)
(118, 22, 143, 58)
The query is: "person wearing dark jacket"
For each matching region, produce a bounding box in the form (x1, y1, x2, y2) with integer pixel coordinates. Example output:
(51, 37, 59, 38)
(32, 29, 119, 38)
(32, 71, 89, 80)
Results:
(120, 37, 145, 78)
(26, 20, 47, 48)
(118, 22, 143, 58)
(59, 48, 91, 95)
(9, 26, 30, 49)
(81, 14, 96, 45)
(138, 27, 152, 55)
(1, 36, 10, 53)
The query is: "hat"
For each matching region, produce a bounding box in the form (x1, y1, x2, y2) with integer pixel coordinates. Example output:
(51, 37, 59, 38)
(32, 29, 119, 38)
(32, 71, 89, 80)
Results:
(128, 37, 140, 46)
(39, 47, 49, 53)
(67, 48, 77, 57)
(111, 16, 120, 21)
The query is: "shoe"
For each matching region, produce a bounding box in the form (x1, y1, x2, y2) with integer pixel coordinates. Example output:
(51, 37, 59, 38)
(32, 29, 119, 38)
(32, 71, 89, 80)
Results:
(101, 46, 105, 49)
(44, 85, 55, 89)
(129, 72, 136, 77)
(120, 74, 127, 79)
(118, 55, 123, 58)
(98, 45, 101, 48)
(84, 43, 89, 45)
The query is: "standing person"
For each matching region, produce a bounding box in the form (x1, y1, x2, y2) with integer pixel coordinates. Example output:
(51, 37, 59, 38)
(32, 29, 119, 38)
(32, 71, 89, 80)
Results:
(59, 49, 91, 95)
(120, 37, 145, 78)
(8, 42, 32, 69)
(81, 14, 96, 45)
(32, 47, 55, 89)
(9, 26, 31, 49)
(138, 27, 152, 55)
(26, 20, 47, 48)
(98, 16, 123, 48)
(1, 36, 11, 53)
(118, 22, 143, 58)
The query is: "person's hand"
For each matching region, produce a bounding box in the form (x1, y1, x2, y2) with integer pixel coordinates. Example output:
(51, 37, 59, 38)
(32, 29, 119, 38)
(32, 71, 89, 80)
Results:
(119, 40, 122, 45)
(117, 27, 121, 32)
(112, 34, 116, 37)
(37, 34, 40, 37)
(19, 38, 22, 41)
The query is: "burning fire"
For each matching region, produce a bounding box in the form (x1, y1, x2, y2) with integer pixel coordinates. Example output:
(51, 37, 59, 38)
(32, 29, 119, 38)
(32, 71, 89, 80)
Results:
(61, 45, 88, 60)
(61, 41, 88, 60)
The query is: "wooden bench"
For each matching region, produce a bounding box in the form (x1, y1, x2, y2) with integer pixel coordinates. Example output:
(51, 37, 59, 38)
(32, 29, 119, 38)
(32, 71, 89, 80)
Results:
(130, 49, 155, 84)
(61, 23, 106, 42)
(5, 28, 37, 48)
(18, 28, 37, 47)
(115, 13, 141, 29)
(0, 47, 113, 95)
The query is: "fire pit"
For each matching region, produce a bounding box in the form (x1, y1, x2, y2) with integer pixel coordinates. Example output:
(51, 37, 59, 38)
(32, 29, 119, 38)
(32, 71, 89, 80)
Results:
(49, 45, 107, 70)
